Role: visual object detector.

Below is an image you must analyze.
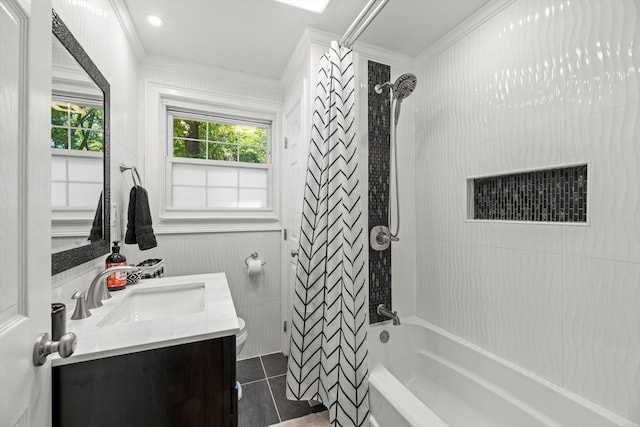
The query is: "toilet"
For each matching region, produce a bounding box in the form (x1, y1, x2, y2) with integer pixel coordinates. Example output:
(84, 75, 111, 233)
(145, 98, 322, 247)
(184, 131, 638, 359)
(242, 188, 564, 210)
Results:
(236, 317, 248, 400)
(236, 317, 247, 356)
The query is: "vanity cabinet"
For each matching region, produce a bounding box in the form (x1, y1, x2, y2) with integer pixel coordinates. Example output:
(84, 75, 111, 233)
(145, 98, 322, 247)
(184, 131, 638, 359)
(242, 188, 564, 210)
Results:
(53, 335, 237, 427)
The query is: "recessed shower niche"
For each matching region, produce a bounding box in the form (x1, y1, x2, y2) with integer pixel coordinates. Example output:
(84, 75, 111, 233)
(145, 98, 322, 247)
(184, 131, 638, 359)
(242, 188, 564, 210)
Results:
(469, 164, 588, 223)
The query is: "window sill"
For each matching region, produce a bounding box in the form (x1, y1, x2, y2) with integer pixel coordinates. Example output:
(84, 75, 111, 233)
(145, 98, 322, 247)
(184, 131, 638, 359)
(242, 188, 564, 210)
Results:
(155, 212, 281, 234)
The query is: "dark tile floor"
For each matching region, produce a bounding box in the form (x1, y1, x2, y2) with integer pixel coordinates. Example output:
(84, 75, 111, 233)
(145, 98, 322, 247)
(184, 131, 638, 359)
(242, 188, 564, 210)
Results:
(237, 352, 326, 427)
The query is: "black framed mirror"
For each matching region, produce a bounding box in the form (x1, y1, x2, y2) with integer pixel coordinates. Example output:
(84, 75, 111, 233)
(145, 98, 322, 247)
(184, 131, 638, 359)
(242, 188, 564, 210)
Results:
(51, 9, 110, 275)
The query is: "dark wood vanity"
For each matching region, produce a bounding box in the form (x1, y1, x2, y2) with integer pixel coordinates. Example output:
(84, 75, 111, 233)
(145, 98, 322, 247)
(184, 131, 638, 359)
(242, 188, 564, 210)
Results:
(52, 336, 237, 427)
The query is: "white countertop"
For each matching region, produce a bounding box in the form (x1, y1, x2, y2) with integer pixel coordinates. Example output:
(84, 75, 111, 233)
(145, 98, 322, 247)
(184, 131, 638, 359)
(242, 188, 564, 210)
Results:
(52, 273, 239, 367)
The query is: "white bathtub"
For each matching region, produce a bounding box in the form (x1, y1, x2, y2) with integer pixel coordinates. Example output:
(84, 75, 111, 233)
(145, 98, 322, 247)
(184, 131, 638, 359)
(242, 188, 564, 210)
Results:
(367, 317, 638, 427)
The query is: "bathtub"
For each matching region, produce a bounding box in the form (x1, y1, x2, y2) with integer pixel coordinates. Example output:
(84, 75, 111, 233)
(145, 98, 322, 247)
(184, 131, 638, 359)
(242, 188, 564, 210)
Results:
(367, 317, 637, 427)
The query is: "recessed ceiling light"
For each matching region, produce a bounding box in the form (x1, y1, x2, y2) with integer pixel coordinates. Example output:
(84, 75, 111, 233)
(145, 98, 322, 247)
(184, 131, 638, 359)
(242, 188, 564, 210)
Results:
(147, 15, 164, 27)
(274, 0, 330, 14)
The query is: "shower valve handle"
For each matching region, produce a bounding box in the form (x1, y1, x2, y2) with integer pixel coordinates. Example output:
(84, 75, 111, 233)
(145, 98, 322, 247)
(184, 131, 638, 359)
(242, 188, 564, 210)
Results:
(370, 225, 399, 251)
(377, 232, 399, 245)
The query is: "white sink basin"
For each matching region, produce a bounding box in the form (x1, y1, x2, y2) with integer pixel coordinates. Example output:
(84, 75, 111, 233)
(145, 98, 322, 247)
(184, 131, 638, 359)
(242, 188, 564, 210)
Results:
(98, 282, 205, 326)
(57, 273, 240, 367)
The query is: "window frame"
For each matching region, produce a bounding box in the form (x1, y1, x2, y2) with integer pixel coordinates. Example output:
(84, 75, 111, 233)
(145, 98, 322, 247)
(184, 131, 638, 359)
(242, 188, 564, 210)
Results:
(146, 84, 282, 233)
(166, 109, 273, 212)
(50, 92, 105, 237)
(51, 93, 104, 152)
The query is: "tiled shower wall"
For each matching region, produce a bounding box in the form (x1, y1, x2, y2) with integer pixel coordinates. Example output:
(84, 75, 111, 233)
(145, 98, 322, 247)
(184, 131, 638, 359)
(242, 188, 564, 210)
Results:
(362, 54, 417, 325)
(415, 0, 640, 423)
(368, 61, 392, 324)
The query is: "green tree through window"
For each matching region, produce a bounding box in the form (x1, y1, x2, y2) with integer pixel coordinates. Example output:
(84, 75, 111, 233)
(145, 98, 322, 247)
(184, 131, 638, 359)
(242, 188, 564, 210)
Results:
(51, 101, 104, 152)
(172, 117, 267, 164)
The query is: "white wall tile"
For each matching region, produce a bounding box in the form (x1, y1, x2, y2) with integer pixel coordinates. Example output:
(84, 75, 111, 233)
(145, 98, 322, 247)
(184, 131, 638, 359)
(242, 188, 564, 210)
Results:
(416, 240, 494, 351)
(414, 0, 640, 421)
(491, 248, 563, 384)
(562, 255, 640, 422)
(391, 236, 415, 317)
(559, 0, 640, 121)
(415, 238, 444, 326)
(396, 159, 415, 240)
(561, 103, 640, 264)
(494, 222, 562, 253)
(460, 220, 495, 247)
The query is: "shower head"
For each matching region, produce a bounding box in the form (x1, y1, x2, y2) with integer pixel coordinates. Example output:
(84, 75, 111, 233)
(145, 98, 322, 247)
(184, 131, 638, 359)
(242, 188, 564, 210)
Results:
(392, 73, 417, 124)
(392, 73, 417, 100)
(374, 73, 418, 99)
(374, 73, 418, 124)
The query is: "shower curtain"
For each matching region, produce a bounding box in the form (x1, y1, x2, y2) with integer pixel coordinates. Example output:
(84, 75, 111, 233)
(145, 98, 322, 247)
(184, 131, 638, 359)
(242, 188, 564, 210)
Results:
(286, 41, 369, 427)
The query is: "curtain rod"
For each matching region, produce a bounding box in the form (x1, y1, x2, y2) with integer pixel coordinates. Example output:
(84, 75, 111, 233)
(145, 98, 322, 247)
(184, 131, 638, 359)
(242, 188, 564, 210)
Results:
(339, 0, 390, 48)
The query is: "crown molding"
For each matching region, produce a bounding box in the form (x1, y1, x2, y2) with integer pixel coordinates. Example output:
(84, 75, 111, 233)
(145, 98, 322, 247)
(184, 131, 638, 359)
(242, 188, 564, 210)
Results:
(108, 0, 145, 60)
(416, 0, 516, 68)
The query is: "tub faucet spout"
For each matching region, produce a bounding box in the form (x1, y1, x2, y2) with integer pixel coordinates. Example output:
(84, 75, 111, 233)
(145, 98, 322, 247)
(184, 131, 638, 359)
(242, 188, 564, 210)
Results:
(377, 304, 401, 326)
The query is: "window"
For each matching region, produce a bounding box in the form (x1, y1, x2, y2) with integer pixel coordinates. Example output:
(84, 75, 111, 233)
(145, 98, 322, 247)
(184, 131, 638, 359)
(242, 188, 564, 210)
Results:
(144, 82, 281, 232)
(51, 100, 104, 152)
(167, 110, 272, 210)
(50, 98, 103, 210)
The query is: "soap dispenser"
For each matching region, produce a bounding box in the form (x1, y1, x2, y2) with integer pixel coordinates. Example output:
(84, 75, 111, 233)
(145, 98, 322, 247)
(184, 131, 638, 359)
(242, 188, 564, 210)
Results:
(106, 241, 127, 291)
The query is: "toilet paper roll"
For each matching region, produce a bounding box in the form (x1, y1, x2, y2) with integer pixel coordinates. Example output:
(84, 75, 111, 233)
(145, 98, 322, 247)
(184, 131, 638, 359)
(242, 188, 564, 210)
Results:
(247, 259, 263, 275)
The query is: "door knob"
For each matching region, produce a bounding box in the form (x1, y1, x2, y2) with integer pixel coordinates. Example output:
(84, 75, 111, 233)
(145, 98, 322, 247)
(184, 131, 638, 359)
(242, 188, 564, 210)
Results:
(291, 249, 299, 258)
(33, 332, 77, 366)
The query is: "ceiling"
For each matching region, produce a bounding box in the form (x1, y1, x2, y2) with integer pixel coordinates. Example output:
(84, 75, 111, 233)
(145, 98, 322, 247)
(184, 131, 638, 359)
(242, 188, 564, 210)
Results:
(121, 0, 489, 80)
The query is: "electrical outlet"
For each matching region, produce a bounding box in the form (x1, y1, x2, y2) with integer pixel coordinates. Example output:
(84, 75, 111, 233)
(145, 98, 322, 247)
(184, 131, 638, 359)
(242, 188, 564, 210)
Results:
(110, 202, 117, 227)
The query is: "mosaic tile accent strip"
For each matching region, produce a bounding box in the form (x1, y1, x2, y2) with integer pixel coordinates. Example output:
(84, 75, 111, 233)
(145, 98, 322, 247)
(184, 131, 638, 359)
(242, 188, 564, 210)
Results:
(473, 165, 587, 222)
(368, 61, 392, 324)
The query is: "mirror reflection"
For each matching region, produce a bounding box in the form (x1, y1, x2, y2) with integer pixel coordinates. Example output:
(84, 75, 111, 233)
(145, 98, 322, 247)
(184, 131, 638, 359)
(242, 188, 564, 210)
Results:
(50, 36, 105, 252)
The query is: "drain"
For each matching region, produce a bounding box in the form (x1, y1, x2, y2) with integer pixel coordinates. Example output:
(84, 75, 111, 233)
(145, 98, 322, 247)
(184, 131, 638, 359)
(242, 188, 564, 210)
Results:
(380, 330, 390, 343)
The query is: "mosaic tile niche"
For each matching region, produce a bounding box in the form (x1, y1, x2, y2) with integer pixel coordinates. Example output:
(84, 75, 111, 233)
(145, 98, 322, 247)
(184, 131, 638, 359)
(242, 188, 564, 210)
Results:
(368, 61, 392, 324)
(472, 165, 587, 222)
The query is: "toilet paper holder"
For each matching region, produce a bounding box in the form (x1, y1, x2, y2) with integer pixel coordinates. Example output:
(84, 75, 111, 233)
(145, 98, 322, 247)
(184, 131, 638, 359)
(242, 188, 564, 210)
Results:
(244, 252, 266, 266)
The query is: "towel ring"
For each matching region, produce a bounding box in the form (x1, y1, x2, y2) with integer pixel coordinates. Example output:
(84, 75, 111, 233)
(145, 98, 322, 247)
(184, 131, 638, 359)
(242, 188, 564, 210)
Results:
(244, 252, 266, 266)
(119, 163, 142, 187)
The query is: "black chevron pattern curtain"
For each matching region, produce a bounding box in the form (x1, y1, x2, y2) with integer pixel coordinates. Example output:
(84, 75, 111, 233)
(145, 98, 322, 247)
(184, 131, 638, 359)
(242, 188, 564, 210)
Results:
(286, 41, 369, 427)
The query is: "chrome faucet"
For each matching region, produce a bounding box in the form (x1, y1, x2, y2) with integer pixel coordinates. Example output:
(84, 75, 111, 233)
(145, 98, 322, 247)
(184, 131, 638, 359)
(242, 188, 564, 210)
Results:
(377, 304, 401, 326)
(86, 265, 140, 310)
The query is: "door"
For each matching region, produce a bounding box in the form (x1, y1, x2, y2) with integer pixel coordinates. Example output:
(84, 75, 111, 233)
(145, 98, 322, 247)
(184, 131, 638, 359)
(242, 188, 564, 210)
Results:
(281, 81, 310, 354)
(0, 1, 53, 426)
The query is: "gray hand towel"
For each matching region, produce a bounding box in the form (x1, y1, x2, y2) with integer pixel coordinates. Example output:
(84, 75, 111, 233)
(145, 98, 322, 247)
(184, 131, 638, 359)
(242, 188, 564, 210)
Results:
(88, 191, 103, 243)
(125, 186, 158, 250)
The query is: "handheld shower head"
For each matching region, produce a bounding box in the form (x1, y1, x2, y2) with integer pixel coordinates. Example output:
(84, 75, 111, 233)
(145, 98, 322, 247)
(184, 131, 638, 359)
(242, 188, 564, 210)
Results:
(391, 73, 417, 124)
(392, 73, 417, 100)
(374, 73, 417, 124)
(371, 74, 417, 246)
